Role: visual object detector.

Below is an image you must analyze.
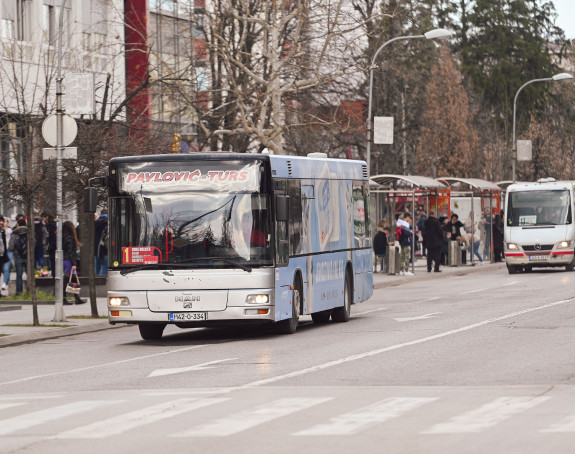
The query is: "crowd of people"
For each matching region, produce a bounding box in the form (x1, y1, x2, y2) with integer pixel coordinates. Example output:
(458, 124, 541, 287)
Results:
(373, 208, 505, 275)
(0, 210, 109, 304)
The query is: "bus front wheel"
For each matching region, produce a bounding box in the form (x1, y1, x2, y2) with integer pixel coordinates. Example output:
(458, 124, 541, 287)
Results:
(277, 284, 301, 334)
(332, 274, 352, 323)
(138, 323, 166, 340)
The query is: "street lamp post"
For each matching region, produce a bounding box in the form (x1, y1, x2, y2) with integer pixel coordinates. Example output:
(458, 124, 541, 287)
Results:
(512, 72, 573, 183)
(366, 28, 452, 177)
(53, 0, 67, 322)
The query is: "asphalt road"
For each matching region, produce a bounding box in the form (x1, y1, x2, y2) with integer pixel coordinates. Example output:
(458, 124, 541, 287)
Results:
(1, 267, 575, 453)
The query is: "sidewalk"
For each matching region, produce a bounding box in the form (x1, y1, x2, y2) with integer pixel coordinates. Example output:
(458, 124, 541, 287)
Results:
(0, 260, 506, 348)
(0, 297, 120, 348)
(373, 258, 506, 289)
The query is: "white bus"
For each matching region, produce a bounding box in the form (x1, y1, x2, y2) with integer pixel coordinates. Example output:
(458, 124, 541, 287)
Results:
(504, 179, 575, 274)
(86, 152, 373, 340)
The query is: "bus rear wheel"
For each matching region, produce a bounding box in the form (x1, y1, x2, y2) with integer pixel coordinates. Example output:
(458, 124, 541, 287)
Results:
(138, 323, 166, 340)
(332, 274, 352, 323)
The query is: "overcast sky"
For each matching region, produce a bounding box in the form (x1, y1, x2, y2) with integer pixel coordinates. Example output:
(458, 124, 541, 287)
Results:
(554, 0, 574, 39)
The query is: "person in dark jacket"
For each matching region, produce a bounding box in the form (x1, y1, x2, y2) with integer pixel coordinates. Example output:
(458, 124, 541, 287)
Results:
(62, 220, 86, 305)
(94, 209, 108, 275)
(373, 220, 390, 273)
(423, 210, 444, 273)
(493, 212, 504, 262)
(8, 218, 28, 295)
(444, 213, 467, 264)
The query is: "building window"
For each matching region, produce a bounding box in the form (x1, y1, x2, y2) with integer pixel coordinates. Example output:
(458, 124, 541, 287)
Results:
(2, 0, 31, 41)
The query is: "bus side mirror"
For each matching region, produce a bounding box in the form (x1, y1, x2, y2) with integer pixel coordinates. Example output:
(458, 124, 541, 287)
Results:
(84, 187, 98, 213)
(276, 195, 289, 221)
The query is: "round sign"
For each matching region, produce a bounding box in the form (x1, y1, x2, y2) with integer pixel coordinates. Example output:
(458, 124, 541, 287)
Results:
(42, 114, 78, 147)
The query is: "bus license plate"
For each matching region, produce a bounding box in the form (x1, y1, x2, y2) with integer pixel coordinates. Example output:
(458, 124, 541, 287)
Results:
(529, 255, 549, 261)
(169, 312, 207, 322)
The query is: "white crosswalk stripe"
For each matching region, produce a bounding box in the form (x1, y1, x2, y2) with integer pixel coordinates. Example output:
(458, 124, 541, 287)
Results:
(422, 396, 550, 434)
(55, 397, 229, 439)
(295, 397, 438, 436)
(172, 397, 332, 437)
(0, 400, 122, 436)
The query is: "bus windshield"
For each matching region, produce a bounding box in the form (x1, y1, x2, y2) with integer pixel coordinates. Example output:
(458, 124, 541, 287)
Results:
(507, 190, 572, 227)
(109, 160, 273, 270)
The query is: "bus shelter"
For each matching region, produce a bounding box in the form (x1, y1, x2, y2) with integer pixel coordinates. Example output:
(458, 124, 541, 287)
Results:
(437, 177, 501, 264)
(370, 174, 449, 274)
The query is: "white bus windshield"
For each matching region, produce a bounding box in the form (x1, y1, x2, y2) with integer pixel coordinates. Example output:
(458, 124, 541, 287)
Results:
(110, 160, 272, 270)
(507, 190, 572, 227)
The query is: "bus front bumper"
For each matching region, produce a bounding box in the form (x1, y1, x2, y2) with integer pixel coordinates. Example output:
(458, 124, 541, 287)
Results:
(504, 250, 575, 267)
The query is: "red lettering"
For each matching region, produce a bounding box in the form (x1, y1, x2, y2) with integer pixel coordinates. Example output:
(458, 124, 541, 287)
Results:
(126, 173, 137, 184)
(163, 172, 174, 182)
(208, 171, 219, 181)
(238, 171, 248, 181)
(174, 171, 187, 182)
(135, 173, 145, 183)
(217, 171, 230, 181)
(154, 172, 162, 183)
(189, 170, 200, 181)
(229, 171, 238, 181)
(145, 172, 156, 182)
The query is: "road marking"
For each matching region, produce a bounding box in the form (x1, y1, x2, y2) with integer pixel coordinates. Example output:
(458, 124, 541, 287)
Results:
(295, 397, 438, 436)
(461, 288, 488, 295)
(394, 312, 441, 322)
(56, 398, 229, 439)
(148, 358, 237, 378)
(0, 345, 207, 387)
(173, 398, 331, 437)
(541, 413, 575, 432)
(501, 281, 520, 286)
(423, 396, 550, 433)
(236, 297, 575, 390)
(355, 297, 439, 316)
(0, 400, 121, 436)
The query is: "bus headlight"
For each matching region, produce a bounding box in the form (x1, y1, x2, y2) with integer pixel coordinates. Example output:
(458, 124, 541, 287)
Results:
(246, 294, 269, 305)
(109, 297, 130, 306)
(557, 241, 571, 249)
(507, 243, 519, 250)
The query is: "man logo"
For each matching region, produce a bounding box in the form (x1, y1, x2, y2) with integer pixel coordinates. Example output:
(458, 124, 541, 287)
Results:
(175, 295, 200, 308)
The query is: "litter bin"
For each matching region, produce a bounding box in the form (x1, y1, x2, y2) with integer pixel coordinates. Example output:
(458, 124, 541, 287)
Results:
(448, 240, 461, 267)
(387, 245, 401, 275)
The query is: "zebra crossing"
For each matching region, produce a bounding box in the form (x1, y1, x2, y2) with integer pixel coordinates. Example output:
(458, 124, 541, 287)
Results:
(0, 392, 575, 439)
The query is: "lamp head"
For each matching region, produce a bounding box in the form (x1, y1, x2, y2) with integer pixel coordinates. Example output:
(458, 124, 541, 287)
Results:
(423, 28, 453, 40)
(552, 72, 573, 81)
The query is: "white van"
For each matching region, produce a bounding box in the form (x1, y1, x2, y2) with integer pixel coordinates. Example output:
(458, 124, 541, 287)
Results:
(504, 179, 575, 274)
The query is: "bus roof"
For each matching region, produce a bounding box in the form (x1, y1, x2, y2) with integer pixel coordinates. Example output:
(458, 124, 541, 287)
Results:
(110, 153, 368, 181)
(506, 180, 575, 192)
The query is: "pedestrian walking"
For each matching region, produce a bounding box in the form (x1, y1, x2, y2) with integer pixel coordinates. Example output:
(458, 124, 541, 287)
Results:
(0, 215, 10, 293)
(62, 220, 86, 305)
(397, 214, 413, 276)
(8, 218, 28, 295)
(423, 210, 444, 273)
(493, 212, 504, 262)
(34, 214, 46, 270)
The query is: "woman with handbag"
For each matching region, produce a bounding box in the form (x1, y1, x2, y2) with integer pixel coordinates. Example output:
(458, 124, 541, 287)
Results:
(62, 221, 86, 305)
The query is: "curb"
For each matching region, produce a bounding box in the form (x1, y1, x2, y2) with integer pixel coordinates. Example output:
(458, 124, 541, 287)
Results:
(373, 262, 507, 289)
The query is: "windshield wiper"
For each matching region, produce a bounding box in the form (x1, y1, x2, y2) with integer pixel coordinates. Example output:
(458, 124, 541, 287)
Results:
(119, 257, 252, 275)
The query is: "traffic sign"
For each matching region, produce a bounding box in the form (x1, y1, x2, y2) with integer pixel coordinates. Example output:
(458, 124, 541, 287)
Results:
(42, 114, 78, 147)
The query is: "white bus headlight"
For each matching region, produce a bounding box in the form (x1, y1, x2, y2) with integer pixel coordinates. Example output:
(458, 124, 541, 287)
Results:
(246, 294, 269, 305)
(507, 243, 519, 250)
(557, 241, 571, 249)
(109, 297, 130, 306)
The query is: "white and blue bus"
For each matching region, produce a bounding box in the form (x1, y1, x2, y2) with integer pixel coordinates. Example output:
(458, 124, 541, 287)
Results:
(95, 152, 373, 340)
